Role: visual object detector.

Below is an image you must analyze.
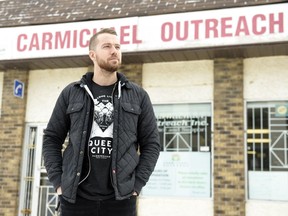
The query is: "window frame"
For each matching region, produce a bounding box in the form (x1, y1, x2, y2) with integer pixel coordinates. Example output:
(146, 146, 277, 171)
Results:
(245, 100, 288, 201)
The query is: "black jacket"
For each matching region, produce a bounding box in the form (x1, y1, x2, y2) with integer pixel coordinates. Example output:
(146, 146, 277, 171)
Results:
(43, 72, 160, 203)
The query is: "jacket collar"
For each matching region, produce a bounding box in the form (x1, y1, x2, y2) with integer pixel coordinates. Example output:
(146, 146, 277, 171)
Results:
(77, 71, 131, 89)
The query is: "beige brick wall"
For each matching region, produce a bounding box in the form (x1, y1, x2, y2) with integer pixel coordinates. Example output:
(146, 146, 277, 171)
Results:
(213, 59, 245, 216)
(120, 64, 142, 86)
(0, 69, 28, 216)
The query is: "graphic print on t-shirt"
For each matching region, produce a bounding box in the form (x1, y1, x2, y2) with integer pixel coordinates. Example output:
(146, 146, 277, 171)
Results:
(93, 97, 114, 132)
(89, 95, 114, 160)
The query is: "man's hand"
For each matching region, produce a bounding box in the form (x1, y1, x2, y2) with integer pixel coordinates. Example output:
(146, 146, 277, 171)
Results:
(56, 187, 62, 195)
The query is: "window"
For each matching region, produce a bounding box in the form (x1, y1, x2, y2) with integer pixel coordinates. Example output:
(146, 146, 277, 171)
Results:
(247, 102, 288, 201)
(142, 103, 212, 198)
(156, 103, 211, 152)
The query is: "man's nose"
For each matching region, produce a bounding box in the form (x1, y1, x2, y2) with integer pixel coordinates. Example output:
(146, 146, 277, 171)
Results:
(111, 46, 118, 54)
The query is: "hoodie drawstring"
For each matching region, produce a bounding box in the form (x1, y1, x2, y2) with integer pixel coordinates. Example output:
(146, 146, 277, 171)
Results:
(118, 81, 121, 99)
(83, 85, 94, 100)
(83, 81, 122, 100)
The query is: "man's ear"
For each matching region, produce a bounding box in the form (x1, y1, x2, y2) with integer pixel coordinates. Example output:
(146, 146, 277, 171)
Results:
(89, 50, 95, 61)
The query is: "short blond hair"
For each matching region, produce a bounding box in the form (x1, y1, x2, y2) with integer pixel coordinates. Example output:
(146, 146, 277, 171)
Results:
(89, 28, 118, 50)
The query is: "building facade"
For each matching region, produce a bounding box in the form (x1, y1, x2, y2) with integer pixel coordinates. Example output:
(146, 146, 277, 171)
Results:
(0, 1, 288, 216)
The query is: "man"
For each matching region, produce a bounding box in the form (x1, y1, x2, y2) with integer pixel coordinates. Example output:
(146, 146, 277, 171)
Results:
(42, 28, 160, 216)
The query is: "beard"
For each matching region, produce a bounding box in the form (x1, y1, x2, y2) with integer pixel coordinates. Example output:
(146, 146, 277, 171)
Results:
(96, 56, 121, 72)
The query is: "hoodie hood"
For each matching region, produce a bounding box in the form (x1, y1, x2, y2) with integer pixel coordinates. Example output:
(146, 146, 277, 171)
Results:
(80, 71, 130, 99)
(80, 72, 129, 87)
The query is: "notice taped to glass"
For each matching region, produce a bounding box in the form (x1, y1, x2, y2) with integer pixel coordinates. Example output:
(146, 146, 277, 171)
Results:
(142, 152, 211, 197)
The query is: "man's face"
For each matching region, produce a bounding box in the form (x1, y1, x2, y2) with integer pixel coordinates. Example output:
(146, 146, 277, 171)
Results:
(93, 33, 122, 72)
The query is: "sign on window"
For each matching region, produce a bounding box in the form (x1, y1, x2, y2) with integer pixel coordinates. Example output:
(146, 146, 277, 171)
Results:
(142, 152, 211, 197)
(142, 103, 212, 198)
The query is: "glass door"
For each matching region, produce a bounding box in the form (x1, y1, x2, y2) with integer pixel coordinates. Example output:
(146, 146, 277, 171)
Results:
(18, 124, 59, 216)
(246, 102, 288, 201)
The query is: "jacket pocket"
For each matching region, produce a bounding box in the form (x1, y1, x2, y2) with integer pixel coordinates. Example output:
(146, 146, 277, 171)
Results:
(66, 103, 84, 114)
(121, 103, 141, 135)
(121, 102, 141, 115)
(66, 103, 84, 128)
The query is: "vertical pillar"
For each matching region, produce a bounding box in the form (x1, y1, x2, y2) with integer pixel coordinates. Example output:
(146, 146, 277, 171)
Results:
(120, 64, 143, 86)
(213, 58, 245, 216)
(0, 69, 28, 216)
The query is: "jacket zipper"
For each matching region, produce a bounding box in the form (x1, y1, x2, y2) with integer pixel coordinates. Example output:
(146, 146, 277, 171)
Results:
(78, 82, 120, 186)
(78, 84, 94, 185)
(110, 81, 119, 186)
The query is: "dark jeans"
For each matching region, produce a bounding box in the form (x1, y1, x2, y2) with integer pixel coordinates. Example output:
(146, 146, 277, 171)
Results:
(58, 195, 137, 216)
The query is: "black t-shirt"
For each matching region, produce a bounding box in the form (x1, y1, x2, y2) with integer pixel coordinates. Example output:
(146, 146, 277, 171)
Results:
(77, 80, 116, 200)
